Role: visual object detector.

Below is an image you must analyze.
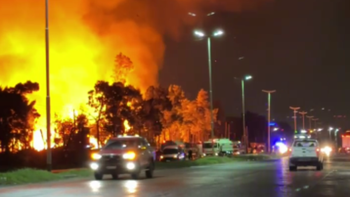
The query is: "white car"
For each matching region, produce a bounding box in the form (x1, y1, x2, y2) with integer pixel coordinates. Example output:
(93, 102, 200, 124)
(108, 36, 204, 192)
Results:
(289, 138, 324, 171)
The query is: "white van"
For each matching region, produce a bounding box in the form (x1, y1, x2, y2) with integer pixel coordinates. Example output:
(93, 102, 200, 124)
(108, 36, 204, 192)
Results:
(202, 138, 233, 156)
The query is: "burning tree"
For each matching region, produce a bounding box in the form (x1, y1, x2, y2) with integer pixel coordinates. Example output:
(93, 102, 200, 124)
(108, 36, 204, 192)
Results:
(141, 86, 172, 143)
(88, 81, 143, 142)
(160, 86, 218, 143)
(0, 81, 40, 152)
(113, 53, 134, 84)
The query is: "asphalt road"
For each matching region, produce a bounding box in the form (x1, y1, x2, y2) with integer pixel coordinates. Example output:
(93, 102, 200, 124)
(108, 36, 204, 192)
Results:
(1, 155, 350, 197)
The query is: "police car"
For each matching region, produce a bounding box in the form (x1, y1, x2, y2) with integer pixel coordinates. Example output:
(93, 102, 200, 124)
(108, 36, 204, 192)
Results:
(289, 134, 324, 171)
(89, 135, 156, 180)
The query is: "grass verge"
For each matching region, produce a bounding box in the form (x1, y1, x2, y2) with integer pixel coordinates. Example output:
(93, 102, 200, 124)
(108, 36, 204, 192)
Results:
(0, 168, 92, 186)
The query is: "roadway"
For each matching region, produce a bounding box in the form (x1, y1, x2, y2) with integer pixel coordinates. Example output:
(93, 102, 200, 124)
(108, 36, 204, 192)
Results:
(1, 155, 350, 197)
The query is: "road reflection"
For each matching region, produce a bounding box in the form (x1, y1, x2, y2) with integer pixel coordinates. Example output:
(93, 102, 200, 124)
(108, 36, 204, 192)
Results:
(124, 180, 138, 194)
(89, 180, 101, 192)
(275, 157, 293, 196)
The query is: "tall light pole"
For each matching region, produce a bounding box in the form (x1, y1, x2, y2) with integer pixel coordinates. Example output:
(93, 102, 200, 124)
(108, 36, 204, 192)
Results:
(328, 127, 334, 141)
(290, 106, 300, 133)
(236, 75, 252, 153)
(299, 111, 307, 130)
(262, 90, 276, 153)
(312, 118, 319, 139)
(45, 0, 52, 172)
(193, 26, 224, 155)
(312, 118, 318, 129)
(306, 115, 314, 130)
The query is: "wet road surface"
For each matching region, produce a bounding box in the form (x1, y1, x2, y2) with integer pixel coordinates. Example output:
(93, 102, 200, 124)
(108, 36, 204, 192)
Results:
(1, 155, 350, 197)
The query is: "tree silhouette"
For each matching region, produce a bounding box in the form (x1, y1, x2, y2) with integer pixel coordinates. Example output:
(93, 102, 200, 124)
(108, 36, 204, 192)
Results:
(88, 81, 142, 137)
(0, 81, 40, 152)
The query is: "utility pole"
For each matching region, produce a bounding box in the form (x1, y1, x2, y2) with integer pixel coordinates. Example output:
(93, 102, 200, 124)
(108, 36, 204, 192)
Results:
(290, 106, 300, 133)
(262, 90, 276, 153)
(45, 0, 52, 172)
(306, 116, 314, 130)
(299, 111, 307, 130)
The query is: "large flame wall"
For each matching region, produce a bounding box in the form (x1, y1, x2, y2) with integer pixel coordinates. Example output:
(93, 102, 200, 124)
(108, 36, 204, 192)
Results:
(0, 0, 165, 131)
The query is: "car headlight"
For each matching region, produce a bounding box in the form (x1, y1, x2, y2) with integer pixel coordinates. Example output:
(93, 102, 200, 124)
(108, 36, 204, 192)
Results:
(90, 162, 99, 170)
(123, 152, 136, 160)
(91, 153, 102, 160)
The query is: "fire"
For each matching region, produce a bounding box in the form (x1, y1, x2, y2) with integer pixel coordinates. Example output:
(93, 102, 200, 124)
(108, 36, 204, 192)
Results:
(32, 130, 45, 151)
(89, 136, 98, 149)
(32, 128, 62, 151)
(0, 0, 165, 150)
(124, 120, 131, 133)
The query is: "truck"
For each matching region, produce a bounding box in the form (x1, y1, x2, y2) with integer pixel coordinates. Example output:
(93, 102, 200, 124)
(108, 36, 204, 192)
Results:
(232, 141, 244, 155)
(202, 138, 233, 156)
(340, 132, 350, 153)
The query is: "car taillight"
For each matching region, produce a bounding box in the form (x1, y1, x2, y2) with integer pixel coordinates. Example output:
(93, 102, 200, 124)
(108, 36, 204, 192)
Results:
(289, 148, 292, 152)
(316, 148, 320, 156)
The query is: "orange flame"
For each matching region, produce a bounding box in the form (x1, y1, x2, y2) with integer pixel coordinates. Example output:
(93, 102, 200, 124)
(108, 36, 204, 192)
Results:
(0, 0, 165, 151)
(124, 119, 131, 133)
(89, 136, 98, 149)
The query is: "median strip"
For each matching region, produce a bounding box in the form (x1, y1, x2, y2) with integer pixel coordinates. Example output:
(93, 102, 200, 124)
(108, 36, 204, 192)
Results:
(155, 154, 280, 169)
(0, 155, 281, 185)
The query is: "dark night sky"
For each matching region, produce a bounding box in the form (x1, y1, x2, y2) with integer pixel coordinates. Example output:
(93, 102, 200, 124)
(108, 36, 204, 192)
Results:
(159, 0, 350, 127)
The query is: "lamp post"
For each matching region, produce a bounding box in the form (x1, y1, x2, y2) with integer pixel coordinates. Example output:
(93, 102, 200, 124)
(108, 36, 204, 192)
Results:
(262, 90, 276, 153)
(193, 27, 224, 155)
(299, 111, 307, 130)
(289, 106, 300, 133)
(234, 75, 252, 153)
(334, 128, 340, 148)
(328, 127, 334, 141)
(45, 0, 52, 172)
(306, 115, 314, 130)
(312, 118, 319, 129)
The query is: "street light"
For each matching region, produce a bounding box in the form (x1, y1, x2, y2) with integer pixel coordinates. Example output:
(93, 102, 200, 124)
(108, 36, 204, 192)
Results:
(262, 90, 276, 153)
(306, 115, 314, 130)
(312, 118, 319, 129)
(193, 21, 224, 155)
(289, 106, 300, 133)
(299, 111, 307, 130)
(45, 0, 52, 172)
(328, 127, 334, 140)
(335, 128, 340, 148)
(234, 75, 252, 153)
